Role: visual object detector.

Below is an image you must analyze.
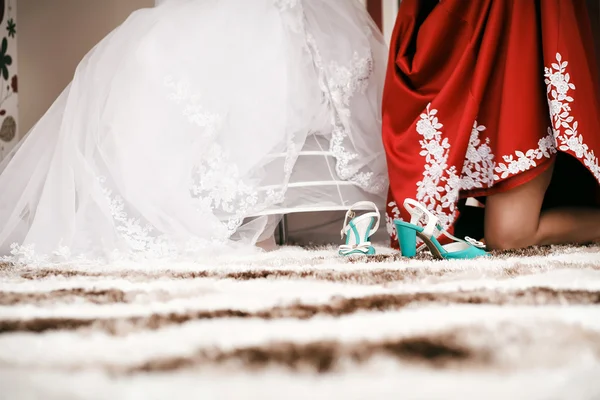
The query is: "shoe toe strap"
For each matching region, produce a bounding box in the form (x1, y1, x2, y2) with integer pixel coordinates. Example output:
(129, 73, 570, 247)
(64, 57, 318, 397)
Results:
(339, 241, 373, 255)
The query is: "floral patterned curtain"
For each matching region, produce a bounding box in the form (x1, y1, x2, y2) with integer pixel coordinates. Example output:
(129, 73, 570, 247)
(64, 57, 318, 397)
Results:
(0, 0, 16, 160)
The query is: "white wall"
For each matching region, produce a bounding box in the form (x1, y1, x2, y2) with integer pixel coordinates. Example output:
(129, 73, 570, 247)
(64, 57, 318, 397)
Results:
(357, 0, 399, 43)
(382, 0, 399, 42)
(18, 0, 153, 136)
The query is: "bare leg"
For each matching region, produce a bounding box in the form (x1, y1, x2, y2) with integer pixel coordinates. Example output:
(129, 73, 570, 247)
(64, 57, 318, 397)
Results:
(485, 162, 600, 250)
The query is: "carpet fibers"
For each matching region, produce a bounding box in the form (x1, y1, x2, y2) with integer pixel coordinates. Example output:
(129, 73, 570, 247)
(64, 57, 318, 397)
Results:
(1, 245, 600, 399)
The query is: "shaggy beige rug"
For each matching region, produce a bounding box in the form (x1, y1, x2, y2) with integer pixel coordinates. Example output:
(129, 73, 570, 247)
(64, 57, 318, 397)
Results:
(1, 245, 600, 400)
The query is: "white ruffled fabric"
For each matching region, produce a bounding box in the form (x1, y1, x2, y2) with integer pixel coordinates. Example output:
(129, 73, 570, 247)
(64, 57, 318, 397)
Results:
(0, 0, 388, 266)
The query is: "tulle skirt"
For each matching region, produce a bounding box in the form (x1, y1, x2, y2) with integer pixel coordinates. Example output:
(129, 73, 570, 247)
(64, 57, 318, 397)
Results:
(0, 0, 388, 265)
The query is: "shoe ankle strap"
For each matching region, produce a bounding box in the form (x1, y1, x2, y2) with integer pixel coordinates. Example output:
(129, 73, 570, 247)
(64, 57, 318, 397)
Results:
(403, 198, 438, 238)
(341, 201, 380, 238)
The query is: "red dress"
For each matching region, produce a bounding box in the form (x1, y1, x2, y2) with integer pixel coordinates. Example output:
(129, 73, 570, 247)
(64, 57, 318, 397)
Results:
(383, 0, 600, 247)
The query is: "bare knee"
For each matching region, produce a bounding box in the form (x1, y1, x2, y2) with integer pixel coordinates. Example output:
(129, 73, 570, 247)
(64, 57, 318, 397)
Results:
(484, 223, 536, 251)
(483, 166, 553, 251)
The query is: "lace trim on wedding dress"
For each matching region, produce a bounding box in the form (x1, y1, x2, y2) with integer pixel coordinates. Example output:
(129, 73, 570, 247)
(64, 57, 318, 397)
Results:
(164, 76, 293, 233)
(276, 0, 387, 195)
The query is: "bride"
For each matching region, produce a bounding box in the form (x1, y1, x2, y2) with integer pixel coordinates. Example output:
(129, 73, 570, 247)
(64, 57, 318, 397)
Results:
(0, 0, 387, 265)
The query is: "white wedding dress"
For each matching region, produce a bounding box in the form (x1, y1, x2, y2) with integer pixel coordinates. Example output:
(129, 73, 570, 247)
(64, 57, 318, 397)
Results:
(0, 0, 388, 266)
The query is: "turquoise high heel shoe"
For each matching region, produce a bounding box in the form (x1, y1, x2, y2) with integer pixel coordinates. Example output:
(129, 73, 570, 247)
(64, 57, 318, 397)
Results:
(394, 199, 488, 260)
(338, 201, 380, 256)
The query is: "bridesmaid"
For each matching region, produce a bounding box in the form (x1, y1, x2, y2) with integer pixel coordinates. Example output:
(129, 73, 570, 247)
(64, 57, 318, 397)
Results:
(383, 0, 600, 251)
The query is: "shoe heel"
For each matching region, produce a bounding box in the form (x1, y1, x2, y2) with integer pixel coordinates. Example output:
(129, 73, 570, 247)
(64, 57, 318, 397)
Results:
(395, 221, 417, 258)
